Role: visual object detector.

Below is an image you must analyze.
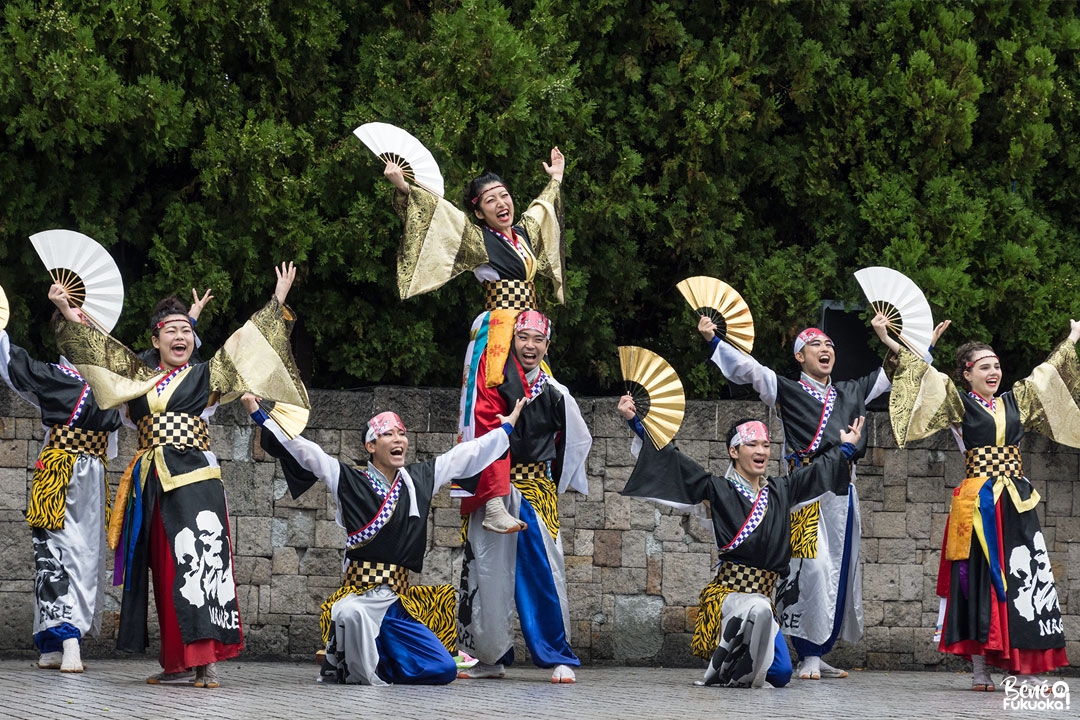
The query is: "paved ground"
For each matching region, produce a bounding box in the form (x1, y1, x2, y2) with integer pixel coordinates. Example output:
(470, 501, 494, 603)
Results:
(1, 658, 1075, 720)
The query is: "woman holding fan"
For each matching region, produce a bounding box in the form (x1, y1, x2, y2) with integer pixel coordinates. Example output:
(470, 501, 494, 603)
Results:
(874, 315, 1078, 690)
(50, 263, 308, 689)
(383, 147, 580, 533)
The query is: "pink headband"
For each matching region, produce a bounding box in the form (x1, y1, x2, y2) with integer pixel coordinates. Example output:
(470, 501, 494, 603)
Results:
(965, 353, 999, 369)
(366, 411, 406, 442)
(730, 420, 769, 447)
(472, 183, 507, 207)
(793, 328, 833, 355)
(514, 310, 551, 339)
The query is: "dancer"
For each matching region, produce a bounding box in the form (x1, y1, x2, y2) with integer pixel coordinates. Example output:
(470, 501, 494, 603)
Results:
(244, 394, 524, 684)
(50, 263, 308, 689)
(385, 148, 571, 532)
(875, 314, 1077, 689)
(618, 396, 864, 688)
(0, 299, 122, 673)
(697, 314, 947, 679)
(456, 310, 589, 684)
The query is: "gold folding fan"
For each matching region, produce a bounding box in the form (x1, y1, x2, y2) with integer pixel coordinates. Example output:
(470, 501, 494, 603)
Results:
(263, 401, 310, 440)
(676, 276, 754, 354)
(619, 345, 685, 450)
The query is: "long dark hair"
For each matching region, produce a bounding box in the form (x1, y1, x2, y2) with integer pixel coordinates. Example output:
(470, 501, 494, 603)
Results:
(955, 341, 995, 388)
(463, 172, 506, 213)
(149, 296, 188, 336)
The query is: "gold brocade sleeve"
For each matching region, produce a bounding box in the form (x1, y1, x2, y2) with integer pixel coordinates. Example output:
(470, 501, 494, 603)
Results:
(53, 319, 163, 409)
(392, 186, 489, 299)
(210, 298, 310, 421)
(888, 347, 965, 448)
(519, 178, 566, 304)
(1013, 340, 1080, 447)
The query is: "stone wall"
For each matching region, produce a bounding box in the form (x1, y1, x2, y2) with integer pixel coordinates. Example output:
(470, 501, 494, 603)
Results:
(1, 386, 1077, 670)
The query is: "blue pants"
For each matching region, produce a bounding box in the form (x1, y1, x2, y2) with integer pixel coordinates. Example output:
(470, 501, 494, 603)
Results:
(375, 602, 457, 685)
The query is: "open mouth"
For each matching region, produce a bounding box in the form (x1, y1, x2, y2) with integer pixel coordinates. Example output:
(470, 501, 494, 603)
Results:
(390, 447, 404, 458)
(496, 209, 511, 222)
(170, 343, 188, 356)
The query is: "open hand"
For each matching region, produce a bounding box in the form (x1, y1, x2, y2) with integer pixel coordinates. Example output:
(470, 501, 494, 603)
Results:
(542, 147, 565, 183)
(839, 416, 865, 445)
(190, 288, 214, 321)
(274, 262, 297, 305)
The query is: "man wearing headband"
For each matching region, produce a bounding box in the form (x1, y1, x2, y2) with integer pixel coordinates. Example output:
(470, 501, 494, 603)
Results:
(618, 395, 865, 688)
(698, 313, 949, 680)
(243, 394, 526, 685)
(456, 309, 591, 684)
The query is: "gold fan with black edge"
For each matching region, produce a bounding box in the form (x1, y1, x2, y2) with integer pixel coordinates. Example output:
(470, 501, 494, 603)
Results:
(676, 276, 754, 354)
(619, 346, 685, 450)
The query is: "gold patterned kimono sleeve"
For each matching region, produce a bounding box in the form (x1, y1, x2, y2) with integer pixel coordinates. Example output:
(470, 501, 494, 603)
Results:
(210, 298, 310, 431)
(888, 347, 964, 448)
(519, 178, 566, 304)
(53, 319, 163, 409)
(392, 186, 488, 300)
(1013, 340, 1080, 447)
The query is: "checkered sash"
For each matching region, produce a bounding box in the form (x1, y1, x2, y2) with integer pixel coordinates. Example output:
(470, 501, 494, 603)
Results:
(715, 561, 779, 597)
(964, 444, 1022, 478)
(796, 381, 836, 455)
(720, 483, 769, 552)
(342, 560, 410, 594)
(135, 412, 210, 451)
(46, 424, 110, 459)
(483, 279, 536, 311)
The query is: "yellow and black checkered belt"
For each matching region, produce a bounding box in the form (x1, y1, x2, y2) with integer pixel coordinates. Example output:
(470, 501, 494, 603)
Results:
(46, 425, 110, 459)
(136, 412, 211, 452)
(715, 561, 779, 597)
(343, 560, 410, 594)
(787, 454, 853, 475)
(482, 279, 536, 311)
(964, 444, 1022, 478)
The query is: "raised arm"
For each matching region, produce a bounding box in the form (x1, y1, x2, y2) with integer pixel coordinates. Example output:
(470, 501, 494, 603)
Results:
(1012, 320, 1080, 447)
(244, 393, 341, 498)
(700, 318, 778, 406)
(432, 398, 525, 492)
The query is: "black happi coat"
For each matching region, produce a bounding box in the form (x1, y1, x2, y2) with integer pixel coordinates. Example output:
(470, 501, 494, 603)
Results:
(261, 428, 488, 573)
(622, 440, 852, 575)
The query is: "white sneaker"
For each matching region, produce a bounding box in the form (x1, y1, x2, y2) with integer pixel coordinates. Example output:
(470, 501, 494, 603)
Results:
(551, 665, 576, 684)
(457, 661, 505, 679)
(481, 498, 527, 534)
(60, 638, 84, 673)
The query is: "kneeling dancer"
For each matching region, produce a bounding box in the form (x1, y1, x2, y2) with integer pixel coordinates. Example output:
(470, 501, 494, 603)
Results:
(247, 395, 524, 685)
(618, 396, 863, 688)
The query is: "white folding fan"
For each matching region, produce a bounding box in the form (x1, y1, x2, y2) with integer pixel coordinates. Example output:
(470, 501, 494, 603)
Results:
(0, 282, 9, 331)
(619, 345, 686, 450)
(854, 266, 934, 357)
(30, 229, 124, 334)
(353, 122, 446, 197)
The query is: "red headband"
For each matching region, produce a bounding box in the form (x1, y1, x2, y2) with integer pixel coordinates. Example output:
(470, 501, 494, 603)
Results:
(794, 327, 833, 355)
(471, 183, 507, 207)
(965, 353, 998, 369)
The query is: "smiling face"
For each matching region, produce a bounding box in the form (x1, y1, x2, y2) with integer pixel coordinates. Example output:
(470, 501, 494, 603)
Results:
(152, 315, 195, 370)
(795, 337, 835, 383)
(963, 353, 1001, 399)
(365, 427, 409, 476)
(513, 328, 549, 373)
(473, 182, 515, 234)
(728, 437, 770, 481)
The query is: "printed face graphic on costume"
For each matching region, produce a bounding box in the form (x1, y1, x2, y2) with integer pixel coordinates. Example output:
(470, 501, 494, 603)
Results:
(33, 534, 70, 609)
(174, 510, 236, 611)
(1008, 531, 1059, 627)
